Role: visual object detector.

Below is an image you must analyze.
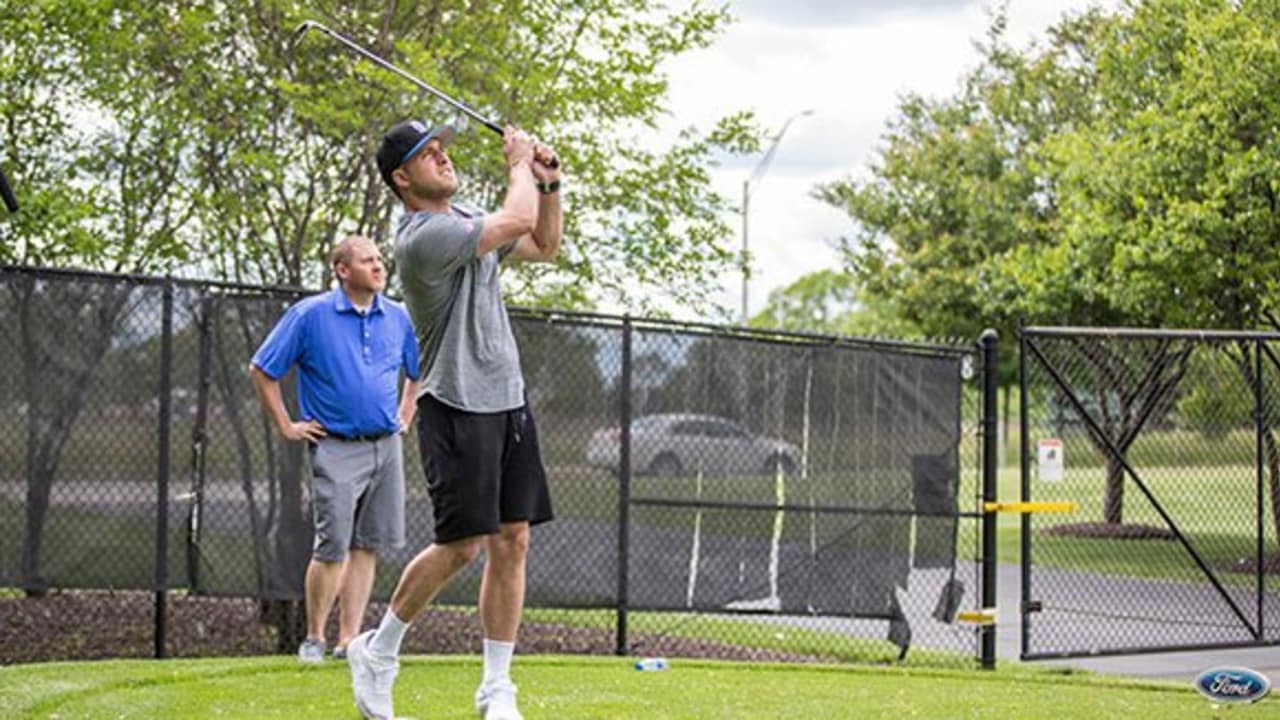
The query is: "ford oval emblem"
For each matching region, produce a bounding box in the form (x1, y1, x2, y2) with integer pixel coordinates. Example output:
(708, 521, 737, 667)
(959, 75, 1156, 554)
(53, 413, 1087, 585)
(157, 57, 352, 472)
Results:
(1194, 667, 1271, 705)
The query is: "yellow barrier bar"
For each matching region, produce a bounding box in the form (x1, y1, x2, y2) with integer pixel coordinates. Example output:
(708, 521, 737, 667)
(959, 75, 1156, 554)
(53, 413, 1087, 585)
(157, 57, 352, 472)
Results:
(956, 609, 997, 626)
(983, 501, 1077, 514)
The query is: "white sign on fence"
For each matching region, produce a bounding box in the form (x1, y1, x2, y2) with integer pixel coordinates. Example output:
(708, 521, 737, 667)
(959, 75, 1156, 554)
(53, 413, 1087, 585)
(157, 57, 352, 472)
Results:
(1037, 438, 1064, 483)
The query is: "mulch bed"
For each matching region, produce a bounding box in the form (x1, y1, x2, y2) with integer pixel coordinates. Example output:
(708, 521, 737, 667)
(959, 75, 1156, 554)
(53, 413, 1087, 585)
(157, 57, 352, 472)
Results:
(0, 590, 822, 666)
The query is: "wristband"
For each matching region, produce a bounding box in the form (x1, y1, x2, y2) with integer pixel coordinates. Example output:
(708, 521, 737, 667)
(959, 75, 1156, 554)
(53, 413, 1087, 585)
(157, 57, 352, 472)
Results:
(537, 179, 561, 195)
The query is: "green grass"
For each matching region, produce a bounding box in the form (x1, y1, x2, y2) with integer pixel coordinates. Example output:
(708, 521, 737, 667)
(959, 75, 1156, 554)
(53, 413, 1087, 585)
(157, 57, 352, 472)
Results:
(1012, 425, 1265, 471)
(994, 418, 1267, 469)
(955, 459, 1280, 586)
(1, 655, 1265, 719)
(523, 607, 973, 667)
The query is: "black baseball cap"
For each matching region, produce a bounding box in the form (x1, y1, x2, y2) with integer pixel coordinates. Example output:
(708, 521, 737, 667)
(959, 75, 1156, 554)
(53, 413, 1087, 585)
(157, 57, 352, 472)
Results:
(377, 120, 456, 192)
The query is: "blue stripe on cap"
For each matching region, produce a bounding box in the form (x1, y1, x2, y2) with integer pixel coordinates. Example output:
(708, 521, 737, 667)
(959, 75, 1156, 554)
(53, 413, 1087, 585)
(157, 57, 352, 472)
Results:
(399, 134, 434, 167)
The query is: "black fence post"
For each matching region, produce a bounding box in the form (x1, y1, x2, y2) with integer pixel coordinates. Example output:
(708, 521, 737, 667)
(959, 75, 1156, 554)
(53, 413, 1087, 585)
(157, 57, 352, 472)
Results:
(154, 279, 174, 659)
(1018, 324, 1031, 659)
(980, 329, 998, 669)
(615, 316, 633, 656)
(1255, 339, 1265, 638)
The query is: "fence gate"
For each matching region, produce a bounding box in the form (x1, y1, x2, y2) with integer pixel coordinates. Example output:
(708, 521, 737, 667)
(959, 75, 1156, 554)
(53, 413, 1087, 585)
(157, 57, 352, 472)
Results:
(1019, 327, 1280, 659)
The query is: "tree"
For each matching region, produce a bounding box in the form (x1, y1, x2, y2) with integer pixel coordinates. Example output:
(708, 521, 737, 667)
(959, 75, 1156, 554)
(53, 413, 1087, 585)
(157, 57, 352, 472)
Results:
(814, 9, 1109, 343)
(818, 0, 1280, 536)
(815, 5, 1154, 525)
(1038, 0, 1280, 536)
(2, 0, 206, 591)
(749, 269, 920, 338)
(7, 0, 759, 297)
(154, 0, 759, 311)
(0, 1, 97, 267)
(2, 0, 761, 604)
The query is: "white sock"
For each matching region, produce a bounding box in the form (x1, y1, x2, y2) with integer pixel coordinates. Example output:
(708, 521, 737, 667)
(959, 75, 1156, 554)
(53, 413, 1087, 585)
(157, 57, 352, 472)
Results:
(369, 609, 409, 658)
(482, 639, 515, 686)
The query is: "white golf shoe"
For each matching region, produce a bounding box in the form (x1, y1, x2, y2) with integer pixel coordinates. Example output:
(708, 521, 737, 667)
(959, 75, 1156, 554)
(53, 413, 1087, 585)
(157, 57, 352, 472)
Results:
(296, 637, 325, 665)
(347, 630, 399, 720)
(476, 680, 523, 720)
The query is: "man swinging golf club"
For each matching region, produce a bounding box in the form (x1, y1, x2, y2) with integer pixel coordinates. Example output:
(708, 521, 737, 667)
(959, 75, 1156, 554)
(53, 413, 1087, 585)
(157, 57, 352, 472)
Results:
(346, 119, 561, 720)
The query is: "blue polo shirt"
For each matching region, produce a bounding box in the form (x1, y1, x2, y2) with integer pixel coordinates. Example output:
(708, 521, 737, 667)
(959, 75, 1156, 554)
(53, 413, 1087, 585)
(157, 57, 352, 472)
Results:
(251, 287, 420, 437)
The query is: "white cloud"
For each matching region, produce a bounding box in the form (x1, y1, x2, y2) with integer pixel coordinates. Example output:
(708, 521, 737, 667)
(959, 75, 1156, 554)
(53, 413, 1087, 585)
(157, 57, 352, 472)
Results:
(648, 0, 1120, 322)
(730, 0, 979, 26)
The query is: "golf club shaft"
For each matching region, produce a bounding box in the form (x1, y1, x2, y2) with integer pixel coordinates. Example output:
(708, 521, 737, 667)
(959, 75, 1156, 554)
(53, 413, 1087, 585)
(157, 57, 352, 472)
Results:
(293, 21, 503, 136)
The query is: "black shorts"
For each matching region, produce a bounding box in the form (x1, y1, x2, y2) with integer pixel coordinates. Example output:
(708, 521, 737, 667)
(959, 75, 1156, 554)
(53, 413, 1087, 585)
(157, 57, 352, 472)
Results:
(416, 393, 554, 543)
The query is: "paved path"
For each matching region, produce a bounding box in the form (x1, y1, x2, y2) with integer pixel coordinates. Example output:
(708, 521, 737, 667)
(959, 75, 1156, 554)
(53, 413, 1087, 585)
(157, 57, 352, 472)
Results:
(1000, 563, 1280, 682)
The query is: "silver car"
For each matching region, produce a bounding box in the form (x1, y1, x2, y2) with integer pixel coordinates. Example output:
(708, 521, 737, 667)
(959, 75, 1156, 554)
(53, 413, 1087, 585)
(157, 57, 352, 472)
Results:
(586, 413, 799, 477)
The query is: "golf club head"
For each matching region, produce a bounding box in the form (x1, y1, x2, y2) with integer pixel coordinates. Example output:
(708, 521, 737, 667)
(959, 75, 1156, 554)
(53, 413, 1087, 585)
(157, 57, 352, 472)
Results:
(283, 21, 318, 69)
(289, 20, 318, 49)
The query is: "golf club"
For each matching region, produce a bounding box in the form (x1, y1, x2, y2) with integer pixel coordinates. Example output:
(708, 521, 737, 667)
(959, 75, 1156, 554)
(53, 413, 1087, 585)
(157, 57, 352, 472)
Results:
(291, 20, 558, 168)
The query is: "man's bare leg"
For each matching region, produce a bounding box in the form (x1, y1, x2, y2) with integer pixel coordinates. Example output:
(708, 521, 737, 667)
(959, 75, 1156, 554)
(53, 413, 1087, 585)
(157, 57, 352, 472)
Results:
(477, 521, 530, 716)
(479, 522, 530, 643)
(336, 549, 377, 650)
(305, 558, 345, 643)
(363, 537, 486, 657)
(348, 537, 488, 718)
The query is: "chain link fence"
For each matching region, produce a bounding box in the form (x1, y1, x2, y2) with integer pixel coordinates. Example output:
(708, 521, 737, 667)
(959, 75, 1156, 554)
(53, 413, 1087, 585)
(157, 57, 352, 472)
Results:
(1, 266, 990, 668)
(1020, 327, 1280, 659)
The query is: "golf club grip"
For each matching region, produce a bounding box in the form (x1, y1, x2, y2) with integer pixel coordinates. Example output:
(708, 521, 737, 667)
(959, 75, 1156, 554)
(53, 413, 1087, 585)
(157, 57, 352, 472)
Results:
(487, 121, 561, 170)
(0, 165, 17, 213)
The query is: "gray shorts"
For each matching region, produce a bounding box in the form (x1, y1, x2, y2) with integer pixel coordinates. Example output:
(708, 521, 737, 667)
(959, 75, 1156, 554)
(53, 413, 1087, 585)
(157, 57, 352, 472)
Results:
(308, 434, 406, 562)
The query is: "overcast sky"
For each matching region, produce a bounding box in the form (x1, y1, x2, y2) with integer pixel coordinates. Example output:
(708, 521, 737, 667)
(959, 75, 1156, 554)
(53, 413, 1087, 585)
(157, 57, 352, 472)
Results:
(655, 0, 1119, 322)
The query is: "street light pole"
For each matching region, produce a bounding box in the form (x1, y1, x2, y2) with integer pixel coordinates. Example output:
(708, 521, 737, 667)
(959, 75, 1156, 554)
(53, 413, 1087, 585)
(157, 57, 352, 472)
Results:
(741, 178, 750, 321)
(741, 109, 814, 322)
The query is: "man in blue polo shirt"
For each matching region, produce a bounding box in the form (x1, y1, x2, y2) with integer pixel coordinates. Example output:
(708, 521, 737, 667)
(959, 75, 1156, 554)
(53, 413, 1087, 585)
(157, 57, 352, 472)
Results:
(250, 234, 420, 664)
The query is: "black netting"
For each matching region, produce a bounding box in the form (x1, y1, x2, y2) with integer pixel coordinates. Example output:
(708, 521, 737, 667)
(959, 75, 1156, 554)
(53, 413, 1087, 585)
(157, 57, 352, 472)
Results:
(1, 268, 984, 667)
(0, 273, 164, 592)
(1021, 331, 1280, 658)
(620, 328, 972, 660)
(185, 289, 313, 600)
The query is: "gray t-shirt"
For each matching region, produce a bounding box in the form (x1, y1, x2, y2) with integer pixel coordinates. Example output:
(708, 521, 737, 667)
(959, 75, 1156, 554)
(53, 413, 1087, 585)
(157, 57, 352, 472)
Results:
(395, 205, 524, 412)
